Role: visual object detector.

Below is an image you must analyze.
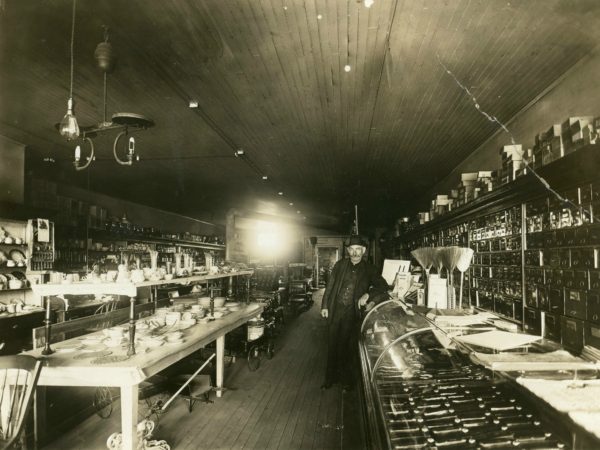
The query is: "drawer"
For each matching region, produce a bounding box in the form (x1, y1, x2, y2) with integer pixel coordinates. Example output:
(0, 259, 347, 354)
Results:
(546, 249, 561, 268)
(525, 250, 542, 266)
(584, 321, 600, 350)
(564, 288, 587, 320)
(561, 316, 584, 353)
(544, 231, 557, 247)
(527, 233, 542, 249)
(559, 249, 571, 268)
(576, 227, 589, 245)
(544, 312, 561, 342)
(525, 284, 538, 308)
(552, 269, 564, 288)
(587, 291, 600, 324)
(562, 269, 575, 288)
(580, 183, 592, 204)
(590, 270, 600, 290)
(588, 225, 600, 245)
(548, 288, 564, 315)
(571, 248, 596, 269)
(524, 307, 541, 335)
(537, 285, 550, 311)
(573, 270, 589, 289)
(564, 229, 577, 247)
(513, 300, 523, 322)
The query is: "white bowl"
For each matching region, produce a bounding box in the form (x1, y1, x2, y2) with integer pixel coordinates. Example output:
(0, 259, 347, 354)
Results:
(179, 319, 196, 329)
(104, 337, 124, 347)
(214, 297, 227, 308)
(8, 279, 22, 289)
(198, 297, 211, 308)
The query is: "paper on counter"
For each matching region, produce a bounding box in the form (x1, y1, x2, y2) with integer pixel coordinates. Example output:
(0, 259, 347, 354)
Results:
(569, 412, 600, 440)
(471, 350, 594, 371)
(518, 378, 600, 415)
(454, 330, 541, 351)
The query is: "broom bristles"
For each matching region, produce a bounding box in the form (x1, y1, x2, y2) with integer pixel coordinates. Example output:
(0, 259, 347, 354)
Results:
(411, 247, 435, 270)
(456, 247, 474, 272)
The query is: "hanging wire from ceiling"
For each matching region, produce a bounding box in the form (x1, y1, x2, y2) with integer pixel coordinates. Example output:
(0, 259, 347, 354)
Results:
(437, 54, 600, 223)
(68, 0, 76, 103)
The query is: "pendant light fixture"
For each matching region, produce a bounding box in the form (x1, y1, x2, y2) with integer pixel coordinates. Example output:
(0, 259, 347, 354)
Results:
(58, 0, 79, 140)
(60, 26, 154, 171)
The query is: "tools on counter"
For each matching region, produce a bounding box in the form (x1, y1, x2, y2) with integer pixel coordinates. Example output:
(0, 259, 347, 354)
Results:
(376, 350, 571, 449)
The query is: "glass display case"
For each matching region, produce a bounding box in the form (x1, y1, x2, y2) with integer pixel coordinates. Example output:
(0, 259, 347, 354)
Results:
(359, 301, 580, 450)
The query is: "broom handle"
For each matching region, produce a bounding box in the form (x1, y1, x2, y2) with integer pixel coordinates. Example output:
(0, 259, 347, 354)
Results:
(459, 272, 464, 309)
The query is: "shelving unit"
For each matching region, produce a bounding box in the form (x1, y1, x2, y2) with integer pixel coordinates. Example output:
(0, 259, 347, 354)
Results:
(391, 144, 600, 353)
(54, 227, 226, 272)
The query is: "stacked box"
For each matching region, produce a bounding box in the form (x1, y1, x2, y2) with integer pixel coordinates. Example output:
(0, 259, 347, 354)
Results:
(417, 212, 429, 224)
(431, 194, 449, 217)
(460, 172, 478, 203)
(500, 144, 524, 181)
(562, 116, 594, 154)
(534, 125, 562, 167)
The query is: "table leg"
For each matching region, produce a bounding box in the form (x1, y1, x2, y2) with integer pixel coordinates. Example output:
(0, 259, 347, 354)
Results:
(216, 335, 225, 398)
(127, 297, 136, 356)
(120, 385, 139, 450)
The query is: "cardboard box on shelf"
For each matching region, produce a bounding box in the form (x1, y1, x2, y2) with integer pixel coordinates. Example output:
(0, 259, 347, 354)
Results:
(500, 144, 524, 161)
(541, 136, 564, 165)
(461, 172, 478, 183)
(562, 116, 594, 154)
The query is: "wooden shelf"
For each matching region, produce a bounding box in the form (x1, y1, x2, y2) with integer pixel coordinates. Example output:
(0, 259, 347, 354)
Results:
(402, 143, 600, 239)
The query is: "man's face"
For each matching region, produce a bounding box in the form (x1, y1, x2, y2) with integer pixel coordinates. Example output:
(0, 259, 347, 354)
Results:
(347, 245, 366, 265)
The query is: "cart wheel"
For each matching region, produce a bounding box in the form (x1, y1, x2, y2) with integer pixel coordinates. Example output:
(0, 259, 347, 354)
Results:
(247, 345, 260, 371)
(94, 387, 113, 419)
(266, 341, 274, 359)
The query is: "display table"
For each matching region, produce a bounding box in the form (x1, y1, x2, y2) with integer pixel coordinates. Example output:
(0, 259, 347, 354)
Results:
(23, 303, 263, 450)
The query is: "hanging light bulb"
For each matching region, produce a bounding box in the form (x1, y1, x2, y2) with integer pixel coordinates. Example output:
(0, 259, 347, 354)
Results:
(59, 98, 80, 140)
(59, 0, 80, 140)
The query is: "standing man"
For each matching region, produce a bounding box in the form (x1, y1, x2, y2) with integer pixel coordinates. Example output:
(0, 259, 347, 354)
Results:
(320, 235, 389, 392)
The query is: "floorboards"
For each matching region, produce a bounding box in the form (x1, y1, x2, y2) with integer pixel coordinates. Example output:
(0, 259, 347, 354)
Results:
(42, 290, 366, 449)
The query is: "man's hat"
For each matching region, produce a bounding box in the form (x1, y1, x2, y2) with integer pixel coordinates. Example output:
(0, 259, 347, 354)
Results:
(346, 235, 367, 247)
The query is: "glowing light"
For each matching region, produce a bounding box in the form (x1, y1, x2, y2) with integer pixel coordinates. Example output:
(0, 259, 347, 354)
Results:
(344, 65, 351, 72)
(364, 0, 374, 7)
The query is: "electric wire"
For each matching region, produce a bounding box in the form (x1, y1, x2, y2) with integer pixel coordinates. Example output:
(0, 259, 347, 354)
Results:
(69, 0, 76, 100)
(437, 54, 600, 223)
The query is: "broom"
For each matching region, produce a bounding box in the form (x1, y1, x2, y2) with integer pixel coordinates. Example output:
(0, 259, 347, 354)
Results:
(411, 247, 436, 304)
(456, 247, 474, 309)
(440, 246, 463, 309)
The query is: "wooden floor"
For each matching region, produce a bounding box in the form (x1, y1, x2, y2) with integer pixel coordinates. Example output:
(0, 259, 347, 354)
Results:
(43, 290, 365, 450)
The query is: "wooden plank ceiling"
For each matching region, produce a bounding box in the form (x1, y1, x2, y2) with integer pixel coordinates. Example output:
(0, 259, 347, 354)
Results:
(0, 0, 598, 230)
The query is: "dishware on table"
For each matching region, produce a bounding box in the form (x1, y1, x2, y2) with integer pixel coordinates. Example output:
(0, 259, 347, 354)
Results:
(8, 279, 23, 290)
(55, 342, 82, 353)
(104, 337, 124, 348)
(8, 249, 26, 263)
(179, 319, 196, 329)
(198, 297, 211, 308)
(213, 297, 227, 308)
(165, 311, 181, 326)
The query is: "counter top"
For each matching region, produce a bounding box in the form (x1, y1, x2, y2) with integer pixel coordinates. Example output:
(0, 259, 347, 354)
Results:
(0, 307, 44, 319)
